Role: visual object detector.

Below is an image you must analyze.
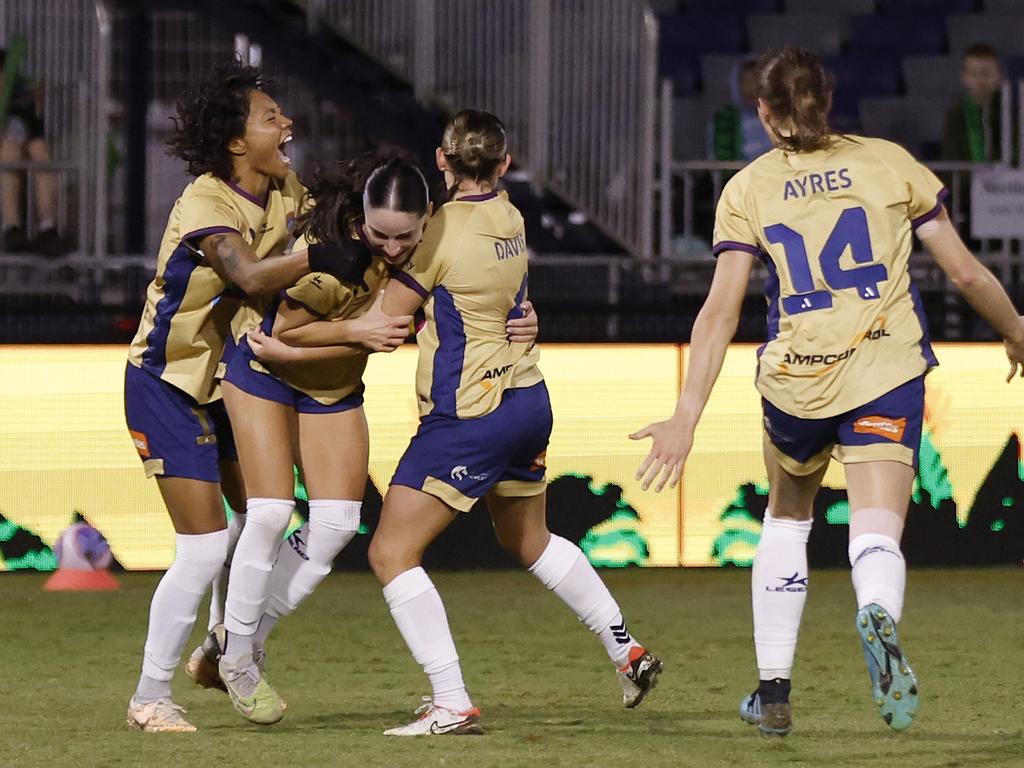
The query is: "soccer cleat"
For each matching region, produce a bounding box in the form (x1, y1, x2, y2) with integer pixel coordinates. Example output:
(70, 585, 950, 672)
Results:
(739, 690, 792, 736)
(126, 696, 197, 733)
(383, 696, 484, 736)
(856, 603, 918, 731)
(184, 625, 226, 692)
(618, 647, 664, 708)
(219, 653, 285, 725)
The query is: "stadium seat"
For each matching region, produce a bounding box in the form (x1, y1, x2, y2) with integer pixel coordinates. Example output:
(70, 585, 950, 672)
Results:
(747, 13, 847, 57)
(826, 55, 903, 132)
(785, 0, 874, 13)
(847, 14, 947, 56)
(658, 13, 746, 94)
(947, 14, 1024, 57)
(701, 54, 753, 107)
(683, 0, 781, 13)
(859, 97, 949, 159)
(903, 55, 962, 99)
(878, 0, 979, 12)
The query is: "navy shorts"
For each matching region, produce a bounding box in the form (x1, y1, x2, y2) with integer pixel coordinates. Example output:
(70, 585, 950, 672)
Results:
(391, 381, 553, 512)
(222, 335, 364, 414)
(124, 363, 237, 482)
(763, 375, 925, 476)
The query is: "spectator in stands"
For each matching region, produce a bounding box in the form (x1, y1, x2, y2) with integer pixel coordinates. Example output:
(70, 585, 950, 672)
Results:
(942, 43, 1011, 163)
(0, 47, 65, 256)
(707, 59, 773, 163)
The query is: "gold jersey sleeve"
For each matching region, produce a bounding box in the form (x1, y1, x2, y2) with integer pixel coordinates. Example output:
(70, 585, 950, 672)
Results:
(128, 172, 303, 404)
(712, 136, 945, 418)
(253, 231, 388, 405)
(393, 191, 542, 420)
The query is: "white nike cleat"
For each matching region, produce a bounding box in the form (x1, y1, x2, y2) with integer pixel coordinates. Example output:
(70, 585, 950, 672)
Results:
(618, 647, 664, 708)
(384, 696, 483, 736)
(126, 696, 197, 733)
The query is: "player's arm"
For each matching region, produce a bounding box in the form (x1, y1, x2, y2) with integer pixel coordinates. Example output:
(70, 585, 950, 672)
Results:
(199, 231, 358, 297)
(630, 249, 754, 491)
(918, 208, 1024, 380)
(199, 231, 307, 296)
(277, 289, 412, 353)
(247, 327, 362, 363)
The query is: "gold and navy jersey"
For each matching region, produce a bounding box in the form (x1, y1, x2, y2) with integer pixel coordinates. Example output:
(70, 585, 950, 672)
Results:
(250, 230, 387, 405)
(392, 190, 543, 419)
(128, 171, 305, 404)
(712, 135, 944, 418)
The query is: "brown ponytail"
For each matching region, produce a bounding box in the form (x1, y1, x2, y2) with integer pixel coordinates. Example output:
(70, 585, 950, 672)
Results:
(441, 109, 507, 196)
(758, 47, 834, 153)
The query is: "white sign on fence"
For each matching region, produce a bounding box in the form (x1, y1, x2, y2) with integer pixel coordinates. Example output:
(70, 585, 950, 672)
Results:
(971, 168, 1024, 238)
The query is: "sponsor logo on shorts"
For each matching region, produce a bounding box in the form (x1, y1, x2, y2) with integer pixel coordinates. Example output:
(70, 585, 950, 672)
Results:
(450, 465, 488, 482)
(767, 572, 808, 593)
(129, 430, 150, 458)
(853, 415, 906, 442)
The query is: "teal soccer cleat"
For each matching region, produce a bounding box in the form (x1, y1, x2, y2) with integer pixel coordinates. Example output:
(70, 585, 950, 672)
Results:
(856, 603, 918, 731)
(739, 679, 792, 736)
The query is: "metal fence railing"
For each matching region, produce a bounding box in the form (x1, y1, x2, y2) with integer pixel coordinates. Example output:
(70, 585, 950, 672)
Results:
(308, 0, 659, 259)
(0, 0, 110, 262)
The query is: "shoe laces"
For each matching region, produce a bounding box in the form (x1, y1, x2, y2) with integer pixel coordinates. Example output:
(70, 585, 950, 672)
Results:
(413, 695, 436, 718)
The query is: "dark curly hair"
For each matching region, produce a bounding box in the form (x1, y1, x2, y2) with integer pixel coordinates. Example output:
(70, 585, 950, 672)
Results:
(168, 58, 263, 180)
(297, 147, 432, 249)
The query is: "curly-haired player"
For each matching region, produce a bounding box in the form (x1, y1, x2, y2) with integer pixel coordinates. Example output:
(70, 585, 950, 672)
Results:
(123, 59, 388, 733)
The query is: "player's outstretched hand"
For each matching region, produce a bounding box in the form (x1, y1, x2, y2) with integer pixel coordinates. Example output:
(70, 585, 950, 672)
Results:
(629, 419, 694, 492)
(506, 299, 538, 343)
(1004, 316, 1024, 382)
(353, 290, 412, 353)
(247, 328, 298, 363)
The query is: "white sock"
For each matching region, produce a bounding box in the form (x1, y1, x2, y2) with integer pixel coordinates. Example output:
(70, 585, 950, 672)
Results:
(134, 529, 229, 702)
(849, 533, 906, 622)
(751, 511, 812, 680)
(383, 567, 472, 712)
(528, 534, 640, 668)
(208, 512, 245, 631)
(263, 499, 361, 623)
(223, 498, 294, 663)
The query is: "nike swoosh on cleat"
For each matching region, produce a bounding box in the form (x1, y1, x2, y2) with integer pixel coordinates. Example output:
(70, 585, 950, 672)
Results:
(429, 718, 471, 734)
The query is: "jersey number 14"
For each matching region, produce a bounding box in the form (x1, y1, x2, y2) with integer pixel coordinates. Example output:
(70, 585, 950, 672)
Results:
(764, 206, 888, 316)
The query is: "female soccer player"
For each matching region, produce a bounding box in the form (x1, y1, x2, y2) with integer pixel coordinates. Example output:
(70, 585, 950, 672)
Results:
(123, 59, 378, 733)
(364, 109, 662, 736)
(213, 150, 432, 724)
(632, 47, 1024, 737)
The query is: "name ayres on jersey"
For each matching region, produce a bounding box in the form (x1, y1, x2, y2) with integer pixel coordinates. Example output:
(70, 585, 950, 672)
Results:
(783, 167, 852, 201)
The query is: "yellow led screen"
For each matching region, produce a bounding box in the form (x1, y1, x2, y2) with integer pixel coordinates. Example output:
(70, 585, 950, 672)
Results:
(0, 344, 1020, 570)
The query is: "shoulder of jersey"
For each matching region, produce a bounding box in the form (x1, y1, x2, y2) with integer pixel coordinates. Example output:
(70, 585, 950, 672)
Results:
(282, 170, 306, 198)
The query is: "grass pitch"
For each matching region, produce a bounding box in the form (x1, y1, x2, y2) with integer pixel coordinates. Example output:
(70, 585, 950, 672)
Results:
(3, 567, 1023, 768)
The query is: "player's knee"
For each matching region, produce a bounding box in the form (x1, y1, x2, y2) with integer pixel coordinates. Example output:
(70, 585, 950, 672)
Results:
(367, 532, 410, 583)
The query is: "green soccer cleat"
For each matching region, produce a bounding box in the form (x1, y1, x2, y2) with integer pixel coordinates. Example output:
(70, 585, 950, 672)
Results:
(856, 603, 918, 731)
(218, 653, 285, 725)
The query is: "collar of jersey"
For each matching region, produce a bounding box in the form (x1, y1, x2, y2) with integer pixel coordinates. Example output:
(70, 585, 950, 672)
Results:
(225, 179, 270, 209)
(452, 190, 498, 203)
